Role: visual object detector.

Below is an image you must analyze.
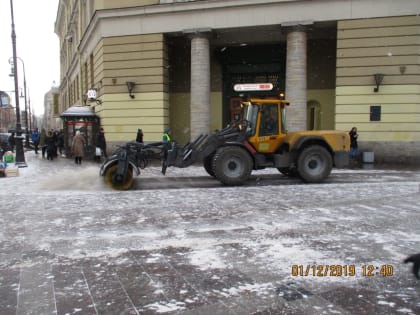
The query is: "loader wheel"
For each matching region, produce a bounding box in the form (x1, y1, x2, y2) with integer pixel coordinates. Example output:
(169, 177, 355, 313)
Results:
(203, 154, 216, 177)
(297, 145, 332, 183)
(213, 146, 252, 186)
(103, 163, 134, 190)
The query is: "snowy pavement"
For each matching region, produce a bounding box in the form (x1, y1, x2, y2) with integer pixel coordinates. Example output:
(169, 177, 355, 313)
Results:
(0, 151, 419, 315)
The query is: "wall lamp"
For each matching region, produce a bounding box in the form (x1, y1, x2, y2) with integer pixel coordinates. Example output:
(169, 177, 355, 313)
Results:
(373, 73, 384, 92)
(126, 81, 136, 99)
(87, 97, 102, 105)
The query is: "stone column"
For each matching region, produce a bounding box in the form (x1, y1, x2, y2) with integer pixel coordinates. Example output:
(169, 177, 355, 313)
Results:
(285, 28, 307, 131)
(186, 29, 211, 141)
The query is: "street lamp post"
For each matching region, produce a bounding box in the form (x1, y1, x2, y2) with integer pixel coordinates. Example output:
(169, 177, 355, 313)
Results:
(10, 56, 29, 147)
(9, 0, 26, 167)
(28, 90, 33, 131)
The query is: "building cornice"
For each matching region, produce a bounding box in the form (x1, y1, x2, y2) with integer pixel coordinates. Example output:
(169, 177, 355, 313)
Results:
(78, 0, 419, 54)
(64, 0, 420, 74)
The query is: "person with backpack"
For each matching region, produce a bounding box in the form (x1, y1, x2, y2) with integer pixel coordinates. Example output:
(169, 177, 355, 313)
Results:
(31, 128, 40, 154)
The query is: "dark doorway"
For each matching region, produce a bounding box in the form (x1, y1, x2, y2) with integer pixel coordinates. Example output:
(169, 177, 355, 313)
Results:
(216, 44, 286, 126)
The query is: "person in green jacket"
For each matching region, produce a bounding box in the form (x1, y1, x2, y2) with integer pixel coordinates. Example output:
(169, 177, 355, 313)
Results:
(163, 128, 171, 143)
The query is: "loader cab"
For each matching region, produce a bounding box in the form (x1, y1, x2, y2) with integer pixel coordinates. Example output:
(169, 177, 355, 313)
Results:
(242, 96, 289, 153)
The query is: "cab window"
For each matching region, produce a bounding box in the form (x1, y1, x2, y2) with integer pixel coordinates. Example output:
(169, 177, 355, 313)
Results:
(259, 104, 279, 136)
(244, 103, 258, 136)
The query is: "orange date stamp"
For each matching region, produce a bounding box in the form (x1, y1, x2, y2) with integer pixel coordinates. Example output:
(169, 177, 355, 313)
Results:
(291, 264, 394, 277)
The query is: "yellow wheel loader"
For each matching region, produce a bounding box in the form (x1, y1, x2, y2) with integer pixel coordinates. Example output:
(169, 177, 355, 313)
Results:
(101, 92, 349, 190)
(164, 94, 350, 186)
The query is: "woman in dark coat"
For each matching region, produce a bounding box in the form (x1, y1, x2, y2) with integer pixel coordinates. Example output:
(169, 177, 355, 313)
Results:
(136, 128, 144, 143)
(45, 131, 56, 161)
(8, 132, 15, 152)
(95, 128, 107, 160)
(349, 127, 358, 159)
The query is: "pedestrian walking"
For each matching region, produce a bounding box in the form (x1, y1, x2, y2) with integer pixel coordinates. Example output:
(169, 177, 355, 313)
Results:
(95, 127, 108, 161)
(45, 131, 56, 161)
(349, 127, 358, 159)
(162, 128, 171, 162)
(8, 132, 15, 152)
(163, 128, 171, 143)
(39, 128, 47, 158)
(57, 130, 64, 156)
(52, 130, 59, 158)
(136, 128, 144, 143)
(71, 130, 86, 165)
(31, 128, 40, 154)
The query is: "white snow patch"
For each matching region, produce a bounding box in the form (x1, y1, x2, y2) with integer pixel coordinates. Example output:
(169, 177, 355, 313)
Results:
(378, 300, 396, 307)
(68, 248, 130, 259)
(358, 205, 378, 211)
(144, 300, 186, 313)
(189, 247, 227, 270)
(147, 253, 163, 263)
(254, 239, 325, 265)
(220, 282, 274, 297)
(192, 224, 250, 233)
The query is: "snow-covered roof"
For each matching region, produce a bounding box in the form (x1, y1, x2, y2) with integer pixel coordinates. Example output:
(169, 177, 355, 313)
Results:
(61, 105, 97, 117)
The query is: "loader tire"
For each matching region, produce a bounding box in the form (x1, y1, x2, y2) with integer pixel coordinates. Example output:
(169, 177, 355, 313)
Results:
(213, 146, 252, 186)
(297, 145, 332, 183)
(203, 154, 216, 177)
(103, 163, 134, 190)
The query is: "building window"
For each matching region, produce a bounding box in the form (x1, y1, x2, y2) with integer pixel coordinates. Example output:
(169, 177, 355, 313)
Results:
(53, 94, 59, 115)
(370, 105, 381, 121)
(76, 75, 79, 102)
(84, 62, 88, 93)
(90, 54, 94, 88)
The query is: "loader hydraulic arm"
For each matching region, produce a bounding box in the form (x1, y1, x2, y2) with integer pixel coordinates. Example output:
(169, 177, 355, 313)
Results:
(162, 122, 248, 174)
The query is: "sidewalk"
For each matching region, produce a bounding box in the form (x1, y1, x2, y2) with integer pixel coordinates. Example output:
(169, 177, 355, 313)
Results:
(0, 150, 419, 314)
